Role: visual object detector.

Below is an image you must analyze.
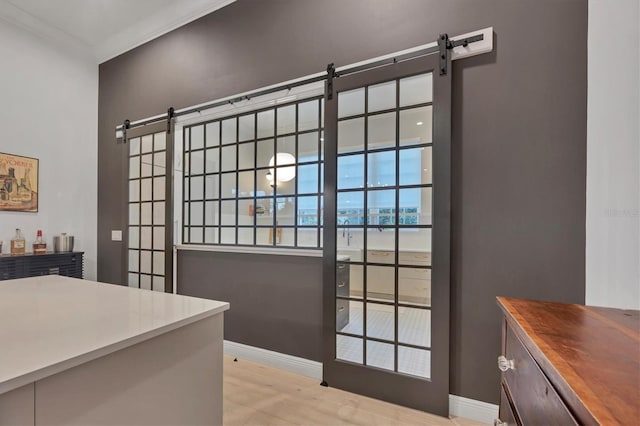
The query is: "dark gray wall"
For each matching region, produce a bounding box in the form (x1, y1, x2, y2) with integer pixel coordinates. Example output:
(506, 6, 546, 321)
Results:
(178, 251, 323, 361)
(98, 0, 587, 404)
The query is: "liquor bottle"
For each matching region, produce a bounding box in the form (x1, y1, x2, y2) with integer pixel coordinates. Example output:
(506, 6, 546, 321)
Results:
(33, 230, 47, 254)
(10, 228, 26, 255)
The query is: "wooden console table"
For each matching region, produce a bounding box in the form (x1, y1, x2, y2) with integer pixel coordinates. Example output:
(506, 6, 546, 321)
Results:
(497, 297, 639, 425)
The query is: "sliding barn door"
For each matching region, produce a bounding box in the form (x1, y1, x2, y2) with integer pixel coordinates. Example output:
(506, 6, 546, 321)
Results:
(123, 122, 173, 292)
(323, 51, 451, 415)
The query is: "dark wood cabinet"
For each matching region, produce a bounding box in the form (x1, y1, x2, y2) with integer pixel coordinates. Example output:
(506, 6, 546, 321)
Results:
(501, 322, 577, 425)
(0, 252, 84, 280)
(497, 297, 639, 426)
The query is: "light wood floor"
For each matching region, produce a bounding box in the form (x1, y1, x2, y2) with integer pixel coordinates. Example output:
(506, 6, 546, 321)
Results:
(223, 356, 485, 426)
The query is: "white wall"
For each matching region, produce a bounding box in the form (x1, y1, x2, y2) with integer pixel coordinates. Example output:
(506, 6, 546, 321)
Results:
(0, 19, 98, 279)
(587, 0, 640, 309)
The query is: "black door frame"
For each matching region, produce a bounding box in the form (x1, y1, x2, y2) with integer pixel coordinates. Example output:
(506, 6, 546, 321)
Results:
(322, 51, 452, 416)
(121, 121, 175, 293)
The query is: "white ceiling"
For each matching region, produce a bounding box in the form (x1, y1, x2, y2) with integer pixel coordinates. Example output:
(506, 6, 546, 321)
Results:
(0, 0, 235, 63)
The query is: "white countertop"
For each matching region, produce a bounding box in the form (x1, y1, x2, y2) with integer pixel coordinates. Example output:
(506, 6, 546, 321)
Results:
(0, 276, 229, 395)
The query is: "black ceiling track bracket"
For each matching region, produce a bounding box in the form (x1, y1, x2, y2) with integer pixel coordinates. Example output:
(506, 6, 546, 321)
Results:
(438, 33, 484, 75)
(121, 119, 130, 144)
(166, 107, 175, 134)
(326, 63, 336, 100)
(438, 33, 452, 75)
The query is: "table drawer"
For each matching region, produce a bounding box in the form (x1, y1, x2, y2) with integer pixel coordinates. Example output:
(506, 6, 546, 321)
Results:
(502, 324, 577, 425)
(497, 382, 518, 426)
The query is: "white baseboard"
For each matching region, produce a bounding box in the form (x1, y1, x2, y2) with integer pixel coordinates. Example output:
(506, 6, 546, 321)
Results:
(449, 395, 499, 425)
(223, 341, 498, 425)
(223, 340, 323, 380)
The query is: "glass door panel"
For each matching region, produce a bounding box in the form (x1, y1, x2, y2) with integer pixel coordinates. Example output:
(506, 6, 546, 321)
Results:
(125, 123, 172, 292)
(324, 51, 451, 416)
(334, 72, 432, 376)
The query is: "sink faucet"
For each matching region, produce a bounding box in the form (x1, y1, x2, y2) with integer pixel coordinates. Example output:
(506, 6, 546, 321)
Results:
(342, 220, 353, 246)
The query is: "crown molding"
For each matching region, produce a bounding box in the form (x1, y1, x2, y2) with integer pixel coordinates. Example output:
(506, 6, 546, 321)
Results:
(0, 1, 93, 60)
(0, 0, 235, 64)
(96, 0, 236, 63)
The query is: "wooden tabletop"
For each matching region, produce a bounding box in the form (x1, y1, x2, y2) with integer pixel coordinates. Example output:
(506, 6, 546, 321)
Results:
(497, 297, 640, 425)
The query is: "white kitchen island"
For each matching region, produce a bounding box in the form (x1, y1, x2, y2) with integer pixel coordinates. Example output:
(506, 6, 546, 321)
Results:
(0, 275, 229, 426)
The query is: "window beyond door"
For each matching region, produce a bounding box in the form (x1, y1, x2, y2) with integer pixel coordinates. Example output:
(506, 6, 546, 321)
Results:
(182, 96, 324, 249)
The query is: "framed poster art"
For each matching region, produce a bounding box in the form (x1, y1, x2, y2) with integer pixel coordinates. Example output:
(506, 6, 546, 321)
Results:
(0, 152, 39, 212)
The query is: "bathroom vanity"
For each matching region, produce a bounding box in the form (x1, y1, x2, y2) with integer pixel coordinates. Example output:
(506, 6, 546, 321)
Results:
(0, 275, 229, 426)
(337, 248, 431, 306)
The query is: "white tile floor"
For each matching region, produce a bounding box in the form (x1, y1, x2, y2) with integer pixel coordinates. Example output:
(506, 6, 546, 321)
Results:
(336, 302, 431, 378)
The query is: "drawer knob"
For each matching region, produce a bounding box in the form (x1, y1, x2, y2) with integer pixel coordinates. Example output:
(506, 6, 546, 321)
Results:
(497, 355, 515, 372)
(494, 419, 508, 426)
(338, 282, 346, 288)
(338, 306, 345, 312)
